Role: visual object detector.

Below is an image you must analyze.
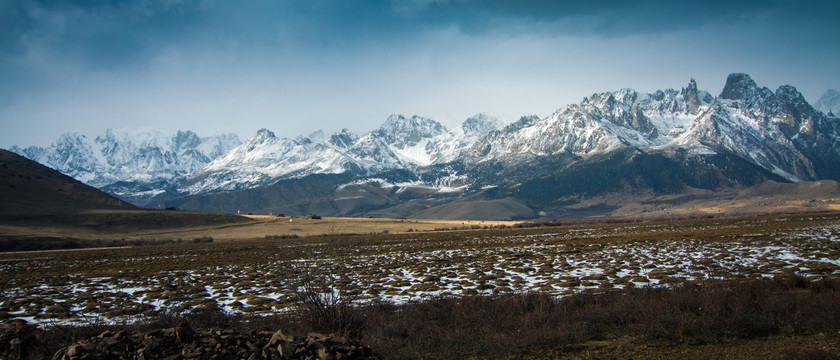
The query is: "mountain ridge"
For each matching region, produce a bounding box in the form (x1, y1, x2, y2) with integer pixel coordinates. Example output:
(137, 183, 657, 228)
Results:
(10, 129, 241, 202)
(8, 73, 840, 219)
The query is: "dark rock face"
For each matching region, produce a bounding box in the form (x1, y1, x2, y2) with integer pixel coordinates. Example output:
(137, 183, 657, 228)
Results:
(684, 78, 702, 115)
(719, 73, 760, 101)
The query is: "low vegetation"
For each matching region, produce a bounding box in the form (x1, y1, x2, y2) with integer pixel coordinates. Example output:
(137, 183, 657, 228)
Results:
(3, 276, 839, 359)
(1, 212, 839, 358)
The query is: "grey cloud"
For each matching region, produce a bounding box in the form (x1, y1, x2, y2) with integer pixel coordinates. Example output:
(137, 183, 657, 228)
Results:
(399, 0, 839, 38)
(4, 0, 837, 73)
(1, 0, 838, 149)
(0, 1, 212, 68)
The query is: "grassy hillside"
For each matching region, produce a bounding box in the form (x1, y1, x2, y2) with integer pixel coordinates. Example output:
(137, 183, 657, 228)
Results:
(0, 149, 135, 217)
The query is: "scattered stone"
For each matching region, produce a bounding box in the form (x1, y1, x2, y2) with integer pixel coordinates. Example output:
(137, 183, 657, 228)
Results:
(44, 324, 380, 360)
(0, 319, 45, 359)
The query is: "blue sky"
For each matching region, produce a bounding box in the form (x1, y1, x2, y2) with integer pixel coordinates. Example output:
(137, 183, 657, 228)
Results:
(1, 0, 838, 147)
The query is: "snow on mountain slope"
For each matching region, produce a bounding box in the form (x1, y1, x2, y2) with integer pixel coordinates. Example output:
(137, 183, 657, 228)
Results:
(369, 115, 447, 166)
(676, 74, 840, 181)
(11, 132, 105, 185)
(181, 129, 352, 194)
(815, 89, 840, 116)
(179, 114, 499, 194)
(468, 79, 714, 163)
(10, 129, 241, 188)
(11, 73, 840, 210)
(426, 113, 502, 164)
(167, 75, 840, 202)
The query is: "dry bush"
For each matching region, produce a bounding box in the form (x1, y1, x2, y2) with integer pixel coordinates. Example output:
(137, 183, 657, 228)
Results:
(291, 266, 365, 337)
(779, 348, 840, 360)
(354, 277, 840, 359)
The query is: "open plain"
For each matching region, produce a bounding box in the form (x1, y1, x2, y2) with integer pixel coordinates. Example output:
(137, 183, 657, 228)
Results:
(2, 212, 839, 325)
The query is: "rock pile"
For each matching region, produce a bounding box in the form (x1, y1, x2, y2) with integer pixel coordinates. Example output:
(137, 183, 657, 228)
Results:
(1, 320, 380, 360)
(0, 319, 45, 359)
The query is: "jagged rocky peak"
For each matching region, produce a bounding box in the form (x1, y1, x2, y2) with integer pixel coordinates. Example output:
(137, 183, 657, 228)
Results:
(501, 115, 541, 133)
(686, 78, 698, 92)
(584, 88, 636, 109)
(296, 137, 313, 145)
(52, 132, 99, 168)
(251, 128, 276, 142)
(241, 128, 277, 151)
(8, 132, 104, 184)
(579, 89, 659, 136)
(775, 85, 818, 120)
(776, 85, 807, 105)
(95, 129, 122, 150)
(381, 114, 445, 134)
(329, 129, 358, 148)
(719, 73, 779, 112)
(682, 78, 702, 114)
(376, 114, 446, 147)
(55, 132, 90, 148)
(461, 113, 501, 137)
(719, 73, 759, 101)
(172, 130, 201, 152)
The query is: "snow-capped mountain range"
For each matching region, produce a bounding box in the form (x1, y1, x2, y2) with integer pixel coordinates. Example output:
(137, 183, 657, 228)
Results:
(10, 129, 241, 196)
(8, 73, 840, 218)
(467, 79, 713, 164)
(178, 114, 501, 195)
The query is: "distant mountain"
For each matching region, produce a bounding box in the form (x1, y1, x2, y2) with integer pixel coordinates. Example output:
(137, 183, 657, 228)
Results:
(815, 89, 840, 116)
(174, 114, 501, 196)
(469, 79, 710, 163)
(10, 129, 241, 202)
(683, 76, 840, 181)
(9, 74, 840, 219)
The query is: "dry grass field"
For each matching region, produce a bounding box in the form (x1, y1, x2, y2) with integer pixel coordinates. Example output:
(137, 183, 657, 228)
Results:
(233, 214, 518, 240)
(2, 212, 840, 358)
(0, 210, 519, 246)
(563, 180, 840, 220)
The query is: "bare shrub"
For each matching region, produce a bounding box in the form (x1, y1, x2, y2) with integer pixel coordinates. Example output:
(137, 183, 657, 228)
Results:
(191, 236, 213, 244)
(779, 348, 840, 360)
(291, 265, 364, 336)
(355, 277, 840, 358)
